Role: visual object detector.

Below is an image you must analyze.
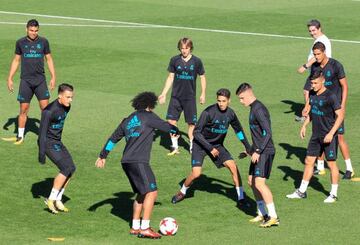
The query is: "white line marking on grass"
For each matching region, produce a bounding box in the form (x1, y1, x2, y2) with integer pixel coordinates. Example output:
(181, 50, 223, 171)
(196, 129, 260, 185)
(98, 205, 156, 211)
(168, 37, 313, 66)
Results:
(0, 21, 160, 28)
(1, 10, 359, 44)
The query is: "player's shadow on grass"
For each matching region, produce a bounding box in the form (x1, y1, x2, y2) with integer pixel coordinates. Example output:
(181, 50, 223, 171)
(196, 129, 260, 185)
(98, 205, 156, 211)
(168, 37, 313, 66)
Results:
(31, 178, 70, 202)
(178, 175, 257, 216)
(3, 116, 40, 136)
(281, 100, 304, 117)
(153, 130, 190, 152)
(279, 143, 307, 164)
(88, 192, 162, 227)
(277, 166, 328, 196)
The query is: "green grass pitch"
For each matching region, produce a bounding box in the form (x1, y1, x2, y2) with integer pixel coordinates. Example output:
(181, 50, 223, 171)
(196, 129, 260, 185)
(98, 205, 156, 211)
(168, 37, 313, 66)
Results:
(0, 0, 360, 244)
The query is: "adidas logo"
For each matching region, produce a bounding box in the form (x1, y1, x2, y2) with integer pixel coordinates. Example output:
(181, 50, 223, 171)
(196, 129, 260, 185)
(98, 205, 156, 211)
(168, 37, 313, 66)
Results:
(127, 115, 141, 129)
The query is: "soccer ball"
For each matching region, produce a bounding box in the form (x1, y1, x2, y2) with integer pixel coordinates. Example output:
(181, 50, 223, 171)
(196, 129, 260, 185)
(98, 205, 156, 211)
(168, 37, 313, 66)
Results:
(159, 217, 178, 236)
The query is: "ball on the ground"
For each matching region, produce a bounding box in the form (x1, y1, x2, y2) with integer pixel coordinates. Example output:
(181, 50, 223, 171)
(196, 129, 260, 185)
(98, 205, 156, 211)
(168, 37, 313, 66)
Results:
(159, 217, 178, 236)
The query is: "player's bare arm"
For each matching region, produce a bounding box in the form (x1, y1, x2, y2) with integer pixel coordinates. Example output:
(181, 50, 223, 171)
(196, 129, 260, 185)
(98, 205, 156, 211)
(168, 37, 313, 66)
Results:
(199, 74, 206, 104)
(45, 53, 56, 91)
(158, 73, 175, 104)
(7, 54, 21, 92)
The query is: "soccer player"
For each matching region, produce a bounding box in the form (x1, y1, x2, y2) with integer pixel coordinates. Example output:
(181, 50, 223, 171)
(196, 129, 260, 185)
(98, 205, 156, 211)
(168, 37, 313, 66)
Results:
(4, 19, 56, 144)
(287, 70, 344, 203)
(296, 20, 332, 175)
(38, 83, 74, 214)
(95, 92, 179, 239)
(304, 42, 354, 179)
(158, 37, 206, 155)
(236, 83, 279, 228)
(171, 88, 251, 206)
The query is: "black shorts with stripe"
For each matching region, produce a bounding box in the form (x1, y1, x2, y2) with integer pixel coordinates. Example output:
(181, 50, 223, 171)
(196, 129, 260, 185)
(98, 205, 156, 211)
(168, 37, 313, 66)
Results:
(45, 141, 76, 177)
(122, 163, 157, 195)
(17, 79, 50, 103)
(248, 153, 274, 179)
(166, 96, 197, 124)
(306, 135, 338, 161)
(191, 141, 233, 169)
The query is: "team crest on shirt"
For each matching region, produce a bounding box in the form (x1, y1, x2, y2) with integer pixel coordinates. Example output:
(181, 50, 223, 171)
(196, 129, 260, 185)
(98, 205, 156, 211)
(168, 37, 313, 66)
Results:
(190, 64, 194, 71)
(326, 70, 331, 77)
(36, 43, 42, 49)
(319, 100, 324, 107)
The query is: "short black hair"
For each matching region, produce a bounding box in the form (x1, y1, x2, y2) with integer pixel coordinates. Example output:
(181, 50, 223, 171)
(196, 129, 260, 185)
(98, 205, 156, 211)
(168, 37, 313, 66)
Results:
(131, 91, 158, 111)
(216, 88, 231, 99)
(236, 83, 252, 95)
(307, 19, 321, 29)
(58, 83, 74, 94)
(312, 41, 326, 52)
(27, 19, 39, 28)
(309, 67, 323, 81)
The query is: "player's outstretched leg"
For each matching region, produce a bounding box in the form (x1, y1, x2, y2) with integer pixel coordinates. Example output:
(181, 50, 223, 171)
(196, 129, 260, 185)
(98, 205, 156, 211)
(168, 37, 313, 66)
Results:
(171, 167, 201, 204)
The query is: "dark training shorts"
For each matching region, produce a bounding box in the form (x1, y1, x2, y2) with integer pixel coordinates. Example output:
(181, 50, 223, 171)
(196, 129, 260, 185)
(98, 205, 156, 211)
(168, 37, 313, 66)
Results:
(17, 79, 50, 103)
(166, 96, 197, 124)
(122, 163, 157, 195)
(303, 78, 311, 92)
(191, 141, 233, 169)
(337, 121, 345, 135)
(306, 135, 338, 161)
(248, 153, 274, 179)
(45, 141, 76, 177)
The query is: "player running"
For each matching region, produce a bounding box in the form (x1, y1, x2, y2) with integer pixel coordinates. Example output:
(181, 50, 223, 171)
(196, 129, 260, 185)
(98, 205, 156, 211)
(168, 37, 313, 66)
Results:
(95, 92, 179, 239)
(303, 42, 354, 179)
(158, 37, 206, 155)
(3, 19, 56, 145)
(236, 83, 279, 228)
(171, 88, 251, 206)
(38, 83, 74, 214)
(287, 69, 344, 203)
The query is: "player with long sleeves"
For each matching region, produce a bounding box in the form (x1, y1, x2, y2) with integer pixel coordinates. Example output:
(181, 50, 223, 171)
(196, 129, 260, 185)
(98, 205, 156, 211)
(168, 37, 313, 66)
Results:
(95, 92, 179, 239)
(38, 83, 74, 214)
(171, 88, 251, 206)
(236, 83, 279, 228)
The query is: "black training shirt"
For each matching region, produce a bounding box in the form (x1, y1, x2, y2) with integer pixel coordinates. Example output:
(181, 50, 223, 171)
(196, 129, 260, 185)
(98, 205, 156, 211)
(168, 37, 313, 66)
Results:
(99, 110, 178, 164)
(310, 58, 345, 101)
(168, 54, 205, 99)
(249, 100, 275, 154)
(309, 89, 341, 138)
(15, 36, 51, 82)
(194, 104, 251, 152)
(38, 100, 70, 160)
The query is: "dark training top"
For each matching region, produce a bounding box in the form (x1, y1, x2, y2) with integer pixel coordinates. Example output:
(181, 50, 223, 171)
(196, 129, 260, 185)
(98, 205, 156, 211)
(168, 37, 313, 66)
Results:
(99, 110, 179, 164)
(310, 58, 345, 101)
(249, 100, 275, 154)
(309, 89, 341, 138)
(168, 54, 205, 100)
(15, 36, 51, 82)
(38, 100, 71, 161)
(194, 104, 251, 152)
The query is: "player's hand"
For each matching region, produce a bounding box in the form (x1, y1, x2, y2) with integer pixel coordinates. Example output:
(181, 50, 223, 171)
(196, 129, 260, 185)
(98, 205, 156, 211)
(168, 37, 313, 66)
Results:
(158, 94, 166, 104)
(49, 78, 56, 91)
(238, 151, 248, 159)
(95, 158, 106, 168)
(251, 152, 260, 164)
(210, 148, 219, 158)
(302, 107, 309, 117)
(199, 94, 205, 105)
(7, 79, 14, 93)
(297, 66, 306, 74)
(300, 126, 306, 139)
(324, 133, 333, 144)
